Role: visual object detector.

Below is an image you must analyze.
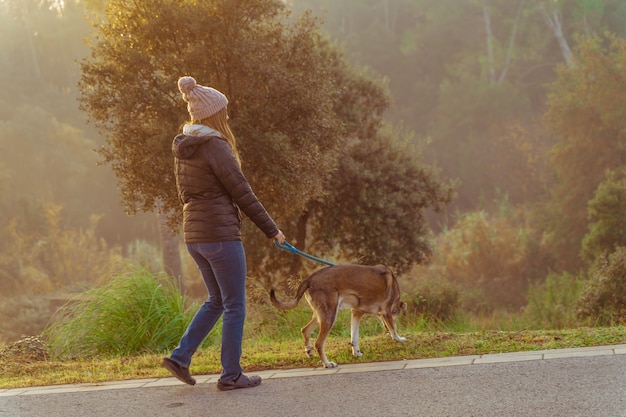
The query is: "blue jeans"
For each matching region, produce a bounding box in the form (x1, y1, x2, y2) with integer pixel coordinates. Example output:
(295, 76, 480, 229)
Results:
(169, 241, 247, 382)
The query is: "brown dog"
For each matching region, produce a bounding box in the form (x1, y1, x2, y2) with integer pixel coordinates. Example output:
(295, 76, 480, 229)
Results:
(270, 264, 407, 368)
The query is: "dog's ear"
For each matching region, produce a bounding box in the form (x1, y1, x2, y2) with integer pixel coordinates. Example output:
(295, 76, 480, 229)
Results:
(400, 301, 407, 314)
(392, 301, 407, 315)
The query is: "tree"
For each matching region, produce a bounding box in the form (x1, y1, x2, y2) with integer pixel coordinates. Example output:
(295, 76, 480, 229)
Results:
(293, 0, 626, 222)
(481, 0, 526, 85)
(544, 34, 626, 270)
(582, 170, 626, 262)
(534, 0, 576, 67)
(78, 0, 350, 273)
(80, 0, 344, 218)
(311, 126, 453, 274)
(576, 247, 626, 325)
(78, 0, 454, 284)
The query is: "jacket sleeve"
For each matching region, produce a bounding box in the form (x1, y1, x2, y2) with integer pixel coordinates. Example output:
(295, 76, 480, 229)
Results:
(206, 139, 279, 238)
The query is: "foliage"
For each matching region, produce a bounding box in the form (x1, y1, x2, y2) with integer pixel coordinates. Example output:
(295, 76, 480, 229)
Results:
(0, 101, 133, 241)
(544, 34, 626, 271)
(404, 265, 460, 321)
(582, 170, 626, 262)
(0, 200, 122, 298)
(524, 271, 585, 329)
(576, 247, 626, 325)
(311, 126, 454, 273)
(3, 0, 626, 347)
(43, 266, 199, 359)
(78, 0, 342, 224)
(431, 209, 549, 311)
(0, 0, 158, 256)
(293, 0, 626, 218)
(78, 0, 452, 280)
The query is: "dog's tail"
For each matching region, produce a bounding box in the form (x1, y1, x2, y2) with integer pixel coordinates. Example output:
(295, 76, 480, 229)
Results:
(269, 279, 311, 311)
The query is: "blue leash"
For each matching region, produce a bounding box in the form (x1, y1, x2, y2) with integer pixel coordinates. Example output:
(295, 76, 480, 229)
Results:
(274, 241, 336, 266)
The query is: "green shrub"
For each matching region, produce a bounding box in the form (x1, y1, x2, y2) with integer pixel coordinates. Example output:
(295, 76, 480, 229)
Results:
(433, 210, 544, 311)
(43, 266, 199, 359)
(406, 275, 460, 321)
(582, 171, 626, 263)
(524, 271, 584, 329)
(576, 247, 626, 325)
(0, 201, 123, 297)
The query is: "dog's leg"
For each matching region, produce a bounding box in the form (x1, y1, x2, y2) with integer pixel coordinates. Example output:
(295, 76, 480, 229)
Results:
(315, 307, 339, 368)
(379, 313, 407, 342)
(301, 315, 318, 359)
(350, 309, 365, 357)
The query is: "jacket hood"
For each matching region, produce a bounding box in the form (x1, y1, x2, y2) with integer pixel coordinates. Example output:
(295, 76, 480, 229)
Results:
(172, 125, 222, 159)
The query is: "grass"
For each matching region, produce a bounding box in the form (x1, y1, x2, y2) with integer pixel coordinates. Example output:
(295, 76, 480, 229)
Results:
(43, 268, 195, 358)
(1, 324, 624, 389)
(2, 268, 623, 390)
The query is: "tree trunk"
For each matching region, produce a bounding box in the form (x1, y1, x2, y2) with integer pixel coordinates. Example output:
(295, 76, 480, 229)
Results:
(498, 0, 525, 84)
(482, 2, 497, 85)
(288, 209, 310, 277)
(539, 3, 575, 67)
(157, 210, 184, 294)
(483, 0, 525, 85)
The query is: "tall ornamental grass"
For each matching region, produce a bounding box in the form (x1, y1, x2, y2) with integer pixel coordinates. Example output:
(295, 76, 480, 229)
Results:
(43, 266, 196, 359)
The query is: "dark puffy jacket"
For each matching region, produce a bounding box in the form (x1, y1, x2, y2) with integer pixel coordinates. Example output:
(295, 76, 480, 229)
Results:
(172, 134, 279, 243)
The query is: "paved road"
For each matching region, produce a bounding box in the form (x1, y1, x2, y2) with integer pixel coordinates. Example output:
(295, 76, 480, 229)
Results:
(2, 346, 625, 417)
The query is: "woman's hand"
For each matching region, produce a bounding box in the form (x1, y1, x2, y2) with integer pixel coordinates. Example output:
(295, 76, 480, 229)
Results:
(273, 230, 286, 244)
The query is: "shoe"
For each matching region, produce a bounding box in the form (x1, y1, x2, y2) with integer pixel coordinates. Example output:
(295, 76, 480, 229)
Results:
(217, 373, 262, 391)
(161, 357, 196, 385)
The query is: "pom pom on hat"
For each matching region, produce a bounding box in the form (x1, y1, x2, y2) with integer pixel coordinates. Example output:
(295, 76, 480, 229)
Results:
(178, 76, 197, 95)
(177, 76, 228, 121)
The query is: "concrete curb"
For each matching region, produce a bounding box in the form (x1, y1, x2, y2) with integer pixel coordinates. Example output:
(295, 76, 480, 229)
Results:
(2, 344, 624, 397)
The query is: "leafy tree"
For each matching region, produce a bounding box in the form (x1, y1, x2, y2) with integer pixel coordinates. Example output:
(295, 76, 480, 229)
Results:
(256, 49, 454, 277)
(311, 126, 453, 274)
(78, 0, 450, 280)
(576, 247, 626, 325)
(581, 170, 626, 262)
(80, 0, 345, 220)
(544, 34, 626, 270)
(78, 0, 350, 273)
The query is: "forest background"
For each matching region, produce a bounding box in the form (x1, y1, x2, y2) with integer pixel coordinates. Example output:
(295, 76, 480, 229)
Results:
(1, 0, 625, 347)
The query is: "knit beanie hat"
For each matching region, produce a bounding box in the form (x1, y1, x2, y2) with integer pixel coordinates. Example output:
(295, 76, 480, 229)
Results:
(177, 76, 228, 121)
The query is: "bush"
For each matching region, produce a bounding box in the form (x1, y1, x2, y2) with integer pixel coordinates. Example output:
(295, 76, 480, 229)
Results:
(524, 271, 584, 329)
(582, 171, 626, 263)
(405, 272, 460, 321)
(576, 247, 626, 325)
(433, 210, 543, 311)
(43, 266, 198, 359)
(0, 201, 123, 297)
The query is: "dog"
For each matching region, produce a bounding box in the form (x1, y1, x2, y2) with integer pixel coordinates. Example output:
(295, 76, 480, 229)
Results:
(269, 264, 407, 368)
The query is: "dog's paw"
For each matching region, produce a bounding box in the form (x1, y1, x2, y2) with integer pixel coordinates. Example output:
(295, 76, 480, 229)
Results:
(323, 361, 338, 368)
(395, 336, 407, 342)
(351, 349, 363, 358)
(305, 347, 315, 358)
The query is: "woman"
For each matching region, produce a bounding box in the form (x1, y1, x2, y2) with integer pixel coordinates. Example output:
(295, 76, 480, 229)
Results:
(162, 76, 285, 391)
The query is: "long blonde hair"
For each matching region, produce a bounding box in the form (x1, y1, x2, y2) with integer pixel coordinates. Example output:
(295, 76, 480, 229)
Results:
(194, 107, 241, 166)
